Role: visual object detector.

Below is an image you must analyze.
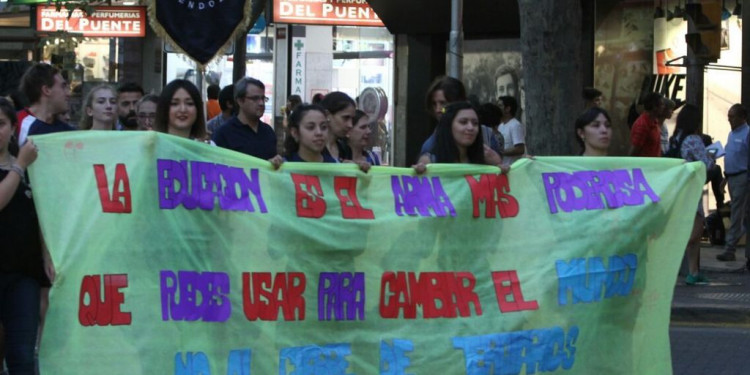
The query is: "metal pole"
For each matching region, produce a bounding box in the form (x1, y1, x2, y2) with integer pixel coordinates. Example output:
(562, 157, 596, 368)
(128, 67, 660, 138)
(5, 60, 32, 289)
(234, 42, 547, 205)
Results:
(196, 64, 205, 120)
(685, 0, 705, 124)
(742, 0, 749, 107)
(448, 0, 463, 79)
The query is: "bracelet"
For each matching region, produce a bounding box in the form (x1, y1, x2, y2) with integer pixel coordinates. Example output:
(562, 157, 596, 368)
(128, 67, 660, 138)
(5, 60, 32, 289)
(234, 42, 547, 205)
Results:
(9, 163, 25, 178)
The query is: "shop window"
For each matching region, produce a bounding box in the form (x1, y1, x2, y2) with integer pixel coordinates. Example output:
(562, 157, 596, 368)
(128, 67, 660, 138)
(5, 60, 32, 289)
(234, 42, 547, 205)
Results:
(332, 26, 394, 164)
(0, 4, 30, 27)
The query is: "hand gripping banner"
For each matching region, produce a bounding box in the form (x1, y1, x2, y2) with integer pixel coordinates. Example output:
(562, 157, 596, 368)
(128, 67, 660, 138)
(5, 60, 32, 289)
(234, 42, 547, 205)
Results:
(30, 132, 704, 374)
(146, 0, 256, 66)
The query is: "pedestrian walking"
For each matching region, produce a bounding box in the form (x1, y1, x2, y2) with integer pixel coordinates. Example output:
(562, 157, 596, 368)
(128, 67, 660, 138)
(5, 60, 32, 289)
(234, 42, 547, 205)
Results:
(669, 104, 714, 284)
(716, 104, 750, 267)
(629, 92, 665, 157)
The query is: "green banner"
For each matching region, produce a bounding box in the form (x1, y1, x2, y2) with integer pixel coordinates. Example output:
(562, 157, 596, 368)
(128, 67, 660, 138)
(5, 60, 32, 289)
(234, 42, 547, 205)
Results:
(30, 132, 703, 375)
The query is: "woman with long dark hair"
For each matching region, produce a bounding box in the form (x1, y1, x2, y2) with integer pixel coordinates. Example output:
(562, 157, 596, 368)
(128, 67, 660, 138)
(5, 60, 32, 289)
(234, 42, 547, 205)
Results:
(154, 79, 211, 144)
(0, 97, 53, 374)
(416, 102, 486, 166)
(669, 104, 714, 285)
(283, 104, 336, 162)
(421, 77, 502, 163)
(319, 91, 356, 162)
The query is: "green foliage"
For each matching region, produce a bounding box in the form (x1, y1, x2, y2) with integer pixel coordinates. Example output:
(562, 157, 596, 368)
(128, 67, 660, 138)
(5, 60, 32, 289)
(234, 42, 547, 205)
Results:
(50, 0, 98, 18)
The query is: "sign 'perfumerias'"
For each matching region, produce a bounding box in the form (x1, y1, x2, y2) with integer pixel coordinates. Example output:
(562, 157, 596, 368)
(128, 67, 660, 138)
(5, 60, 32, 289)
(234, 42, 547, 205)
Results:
(29, 132, 703, 374)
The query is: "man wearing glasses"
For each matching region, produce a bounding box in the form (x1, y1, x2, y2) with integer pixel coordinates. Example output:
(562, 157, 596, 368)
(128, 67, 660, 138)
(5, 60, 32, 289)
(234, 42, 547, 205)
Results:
(212, 77, 278, 160)
(135, 94, 158, 131)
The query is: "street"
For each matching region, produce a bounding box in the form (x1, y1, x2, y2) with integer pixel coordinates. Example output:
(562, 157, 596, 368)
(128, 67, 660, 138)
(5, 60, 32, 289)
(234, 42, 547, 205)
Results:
(670, 324, 750, 375)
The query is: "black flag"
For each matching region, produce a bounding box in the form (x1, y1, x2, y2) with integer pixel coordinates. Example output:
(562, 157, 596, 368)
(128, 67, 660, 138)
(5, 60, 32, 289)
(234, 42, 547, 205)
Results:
(148, 1, 254, 66)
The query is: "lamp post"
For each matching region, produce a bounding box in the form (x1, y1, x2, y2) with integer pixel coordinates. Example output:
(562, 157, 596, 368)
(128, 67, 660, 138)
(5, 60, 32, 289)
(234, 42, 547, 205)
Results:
(448, 0, 463, 80)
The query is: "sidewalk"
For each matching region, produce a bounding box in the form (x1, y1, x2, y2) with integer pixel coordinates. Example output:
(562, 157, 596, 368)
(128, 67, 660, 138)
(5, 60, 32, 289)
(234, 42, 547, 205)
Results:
(671, 244, 750, 324)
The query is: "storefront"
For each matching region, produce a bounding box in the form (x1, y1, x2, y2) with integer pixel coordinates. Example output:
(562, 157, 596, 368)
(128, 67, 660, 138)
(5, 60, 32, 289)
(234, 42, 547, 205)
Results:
(34, 4, 149, 122)
(0, 2, 35, 98)
(594, 0, 744, 211)
(273, 0, 395, 164)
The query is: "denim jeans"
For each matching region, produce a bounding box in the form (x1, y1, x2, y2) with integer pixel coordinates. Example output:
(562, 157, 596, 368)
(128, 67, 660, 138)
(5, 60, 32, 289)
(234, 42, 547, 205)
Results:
(0, 272, 40, 375)
(725, 174, 749, 255)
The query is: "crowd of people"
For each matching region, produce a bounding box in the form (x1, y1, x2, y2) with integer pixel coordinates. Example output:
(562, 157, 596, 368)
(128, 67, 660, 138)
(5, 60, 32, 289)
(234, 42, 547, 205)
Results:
(0, 60, 746, 373)
(626, 88, 750, 284)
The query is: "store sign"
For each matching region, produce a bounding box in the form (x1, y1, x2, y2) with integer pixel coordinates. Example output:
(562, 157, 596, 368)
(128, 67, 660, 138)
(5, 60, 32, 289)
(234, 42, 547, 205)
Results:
(36, 6, 146, 37)
(291, 37, 306, 99)
(273, 0, 384, 27)
(649, 18, 688, 105)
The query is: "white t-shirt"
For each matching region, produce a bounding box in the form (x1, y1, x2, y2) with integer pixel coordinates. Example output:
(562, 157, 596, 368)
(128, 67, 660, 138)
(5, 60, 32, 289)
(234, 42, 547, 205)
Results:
(498, 118, 525, 166)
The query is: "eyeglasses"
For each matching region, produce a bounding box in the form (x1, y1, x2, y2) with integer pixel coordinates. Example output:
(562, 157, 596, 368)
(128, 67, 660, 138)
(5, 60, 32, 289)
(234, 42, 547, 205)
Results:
(137, 113, 156, 119)
(244, 95, 269, 103)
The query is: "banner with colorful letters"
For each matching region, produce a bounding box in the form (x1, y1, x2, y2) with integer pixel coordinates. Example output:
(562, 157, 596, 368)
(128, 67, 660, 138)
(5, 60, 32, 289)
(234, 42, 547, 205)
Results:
(29, 132, 704, 374)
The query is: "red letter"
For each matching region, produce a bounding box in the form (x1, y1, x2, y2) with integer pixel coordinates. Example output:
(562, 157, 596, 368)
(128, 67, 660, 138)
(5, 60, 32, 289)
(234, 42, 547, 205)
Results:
(452, 272, 483, 317)
(106, 274, 132, 325)
(79, 275, 100, 326)
(282, 272, 306, 321)
(415, 273, 441, 318)
(78, 274, 131, 326)
(243, 272, 271, 321)
(465, 174, 519, 218)
(93, 164, 132, 213)
(494, 174, 519, 218)
(334, 176, 374, 219)
(291, 174, 326, 218)
(492, 271, 539, 313)
(380, 272, 415, 319)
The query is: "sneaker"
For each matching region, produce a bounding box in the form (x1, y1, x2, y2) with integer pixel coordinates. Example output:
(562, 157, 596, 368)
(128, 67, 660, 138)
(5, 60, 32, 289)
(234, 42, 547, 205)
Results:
(716, 252, 736, 261)
(685, 273, 710, 285)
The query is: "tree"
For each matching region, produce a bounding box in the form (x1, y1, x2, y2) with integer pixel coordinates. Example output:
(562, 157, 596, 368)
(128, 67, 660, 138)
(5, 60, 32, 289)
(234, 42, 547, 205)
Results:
(517, 0, 584, 156)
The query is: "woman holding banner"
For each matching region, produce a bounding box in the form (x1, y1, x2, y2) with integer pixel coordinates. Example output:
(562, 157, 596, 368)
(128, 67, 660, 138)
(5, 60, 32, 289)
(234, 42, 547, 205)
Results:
(574, 106, 612, 156)
(414, 102, 504, 172)
(154, 79, 214, 145)
(283, 104, 337, 163)
(0, 97, 53, 375)
(79, 84, 117, 130)
(669, 104, 714, 285)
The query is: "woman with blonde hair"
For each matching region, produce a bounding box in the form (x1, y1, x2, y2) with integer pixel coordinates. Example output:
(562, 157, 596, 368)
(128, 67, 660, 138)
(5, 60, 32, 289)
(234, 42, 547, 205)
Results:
(79, 84, 117, 130)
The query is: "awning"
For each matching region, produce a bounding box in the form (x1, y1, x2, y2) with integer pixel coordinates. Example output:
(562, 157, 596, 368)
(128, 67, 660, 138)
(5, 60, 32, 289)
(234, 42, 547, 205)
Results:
(366, 0, 520, 37)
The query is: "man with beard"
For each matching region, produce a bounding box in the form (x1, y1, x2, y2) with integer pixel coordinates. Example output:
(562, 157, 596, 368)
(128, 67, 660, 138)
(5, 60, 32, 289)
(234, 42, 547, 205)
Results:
(116, 82, 144, 130)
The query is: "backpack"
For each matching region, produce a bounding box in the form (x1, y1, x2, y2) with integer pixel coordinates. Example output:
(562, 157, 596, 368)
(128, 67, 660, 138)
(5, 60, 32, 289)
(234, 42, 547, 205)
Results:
(664, 134, 686, 158)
